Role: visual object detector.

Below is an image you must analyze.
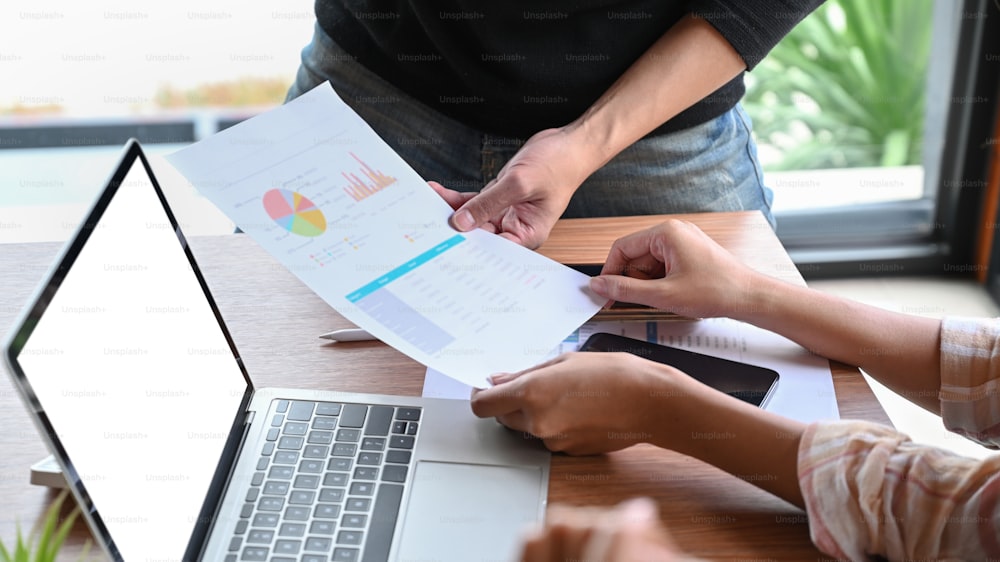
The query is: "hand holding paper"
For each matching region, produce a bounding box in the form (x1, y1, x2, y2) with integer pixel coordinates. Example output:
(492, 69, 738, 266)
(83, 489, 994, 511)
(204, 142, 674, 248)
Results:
(166, 83, 605, 388)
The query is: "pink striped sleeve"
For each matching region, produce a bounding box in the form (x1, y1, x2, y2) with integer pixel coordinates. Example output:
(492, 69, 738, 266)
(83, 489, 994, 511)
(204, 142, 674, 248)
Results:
(798, 421, 1000, 560)
(940, 316, 1000, 448)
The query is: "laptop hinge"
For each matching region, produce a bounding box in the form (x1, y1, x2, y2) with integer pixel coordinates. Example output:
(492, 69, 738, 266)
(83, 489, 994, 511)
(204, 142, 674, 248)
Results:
(187, 397, 255, 561)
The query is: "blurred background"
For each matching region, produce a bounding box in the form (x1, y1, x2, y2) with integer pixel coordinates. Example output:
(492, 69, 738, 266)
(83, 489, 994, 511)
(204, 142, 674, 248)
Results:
(0, 0, 315, 240)
(1, 0, 999, 458)
(0, 0, 977, 261)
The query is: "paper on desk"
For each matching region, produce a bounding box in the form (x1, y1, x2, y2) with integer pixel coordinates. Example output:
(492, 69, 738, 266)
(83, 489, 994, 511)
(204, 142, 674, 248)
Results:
(424, 318, 840, 424)
(165, 82, 604, 388)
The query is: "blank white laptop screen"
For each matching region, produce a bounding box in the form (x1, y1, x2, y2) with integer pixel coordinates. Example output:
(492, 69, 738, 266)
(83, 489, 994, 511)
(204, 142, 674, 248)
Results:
(16, 155, 247, 561)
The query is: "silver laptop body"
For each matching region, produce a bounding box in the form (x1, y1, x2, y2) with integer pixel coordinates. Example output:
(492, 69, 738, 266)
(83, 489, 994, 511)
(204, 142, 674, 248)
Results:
(2, 139, 550, 562)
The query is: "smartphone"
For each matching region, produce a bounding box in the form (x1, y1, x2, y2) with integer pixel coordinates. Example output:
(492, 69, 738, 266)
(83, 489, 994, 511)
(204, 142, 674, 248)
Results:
(577, 332, 779, 407)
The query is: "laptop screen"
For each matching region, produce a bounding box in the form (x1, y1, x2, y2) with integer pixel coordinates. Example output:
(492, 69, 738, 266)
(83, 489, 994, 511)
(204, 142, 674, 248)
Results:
(10, 145, 249, 561)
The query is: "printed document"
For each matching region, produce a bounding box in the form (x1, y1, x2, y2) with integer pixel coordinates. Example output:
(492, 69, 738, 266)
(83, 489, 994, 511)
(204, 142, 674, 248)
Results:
(166, 83, 604, 387)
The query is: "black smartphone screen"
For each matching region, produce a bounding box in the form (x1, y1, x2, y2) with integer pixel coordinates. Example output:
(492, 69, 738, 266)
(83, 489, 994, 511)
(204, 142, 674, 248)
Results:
(577, 332, 779, 407)
(566, 264, 604, 276)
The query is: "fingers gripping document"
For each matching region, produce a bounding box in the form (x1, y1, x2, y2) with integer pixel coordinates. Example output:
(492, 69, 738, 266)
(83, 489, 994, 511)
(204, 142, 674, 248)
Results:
(166, 83, 605, 388)
(424, 318, 841, 425)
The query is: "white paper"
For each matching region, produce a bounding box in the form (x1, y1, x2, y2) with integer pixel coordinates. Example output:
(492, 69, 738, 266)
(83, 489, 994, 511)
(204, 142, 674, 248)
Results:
(422, 330, 584, 398)
(165, 83, 604, 388)
(424, 319, 840, 425)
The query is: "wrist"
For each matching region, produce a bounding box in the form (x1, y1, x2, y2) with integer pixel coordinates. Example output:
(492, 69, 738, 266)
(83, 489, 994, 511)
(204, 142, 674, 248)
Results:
(638, 362, 720, 453)
(727, 270, 786, 325)
(561, 114, 623, 175)
(644, 365, 807, 506)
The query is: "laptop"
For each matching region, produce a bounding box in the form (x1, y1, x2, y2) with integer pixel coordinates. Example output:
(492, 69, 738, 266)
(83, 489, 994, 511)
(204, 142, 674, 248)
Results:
(3, 139, 550, 562)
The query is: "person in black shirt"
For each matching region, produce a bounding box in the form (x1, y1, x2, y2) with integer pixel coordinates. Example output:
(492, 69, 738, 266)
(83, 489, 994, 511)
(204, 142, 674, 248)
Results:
(287, 1, 824, 248)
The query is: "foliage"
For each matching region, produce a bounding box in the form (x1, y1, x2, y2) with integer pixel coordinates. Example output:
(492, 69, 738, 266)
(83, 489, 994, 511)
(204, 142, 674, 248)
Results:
(743, 0, 934, 170)
(154, 77, 291, 108)
(0, 491, 87, 562)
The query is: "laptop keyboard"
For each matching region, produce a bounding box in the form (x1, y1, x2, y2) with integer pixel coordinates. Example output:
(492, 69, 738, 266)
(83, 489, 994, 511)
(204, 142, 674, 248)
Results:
(225, 400, 421, 562)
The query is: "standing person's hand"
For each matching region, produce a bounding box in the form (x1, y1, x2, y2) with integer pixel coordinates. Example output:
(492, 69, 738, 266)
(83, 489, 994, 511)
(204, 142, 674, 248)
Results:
(590, 219, 763, 319)
(519, 497, 695, 562)
(431, 127, 599, 249)
(429, 13, 760, 250)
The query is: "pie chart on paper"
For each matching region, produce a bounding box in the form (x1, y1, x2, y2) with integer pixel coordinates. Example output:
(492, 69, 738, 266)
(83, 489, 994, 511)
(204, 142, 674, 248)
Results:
(262, 189, 327, 237)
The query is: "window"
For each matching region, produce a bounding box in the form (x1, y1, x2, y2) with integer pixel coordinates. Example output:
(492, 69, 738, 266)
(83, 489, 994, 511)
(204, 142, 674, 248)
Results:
(746, 0, 998, 277)
(0, 0, 315, 242)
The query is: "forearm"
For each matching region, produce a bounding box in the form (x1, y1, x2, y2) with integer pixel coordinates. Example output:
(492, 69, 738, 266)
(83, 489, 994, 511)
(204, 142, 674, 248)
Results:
(564, 14, 746, 174)
(594, 222, 943, 411)
(735, 274, 943, 413)
(650, 372, 806, 508)
(800, 421, 1000, 560)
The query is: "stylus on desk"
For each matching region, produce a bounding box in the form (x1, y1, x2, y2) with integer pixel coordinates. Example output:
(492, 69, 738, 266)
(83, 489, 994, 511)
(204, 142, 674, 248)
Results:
(319, 328, 378, 342)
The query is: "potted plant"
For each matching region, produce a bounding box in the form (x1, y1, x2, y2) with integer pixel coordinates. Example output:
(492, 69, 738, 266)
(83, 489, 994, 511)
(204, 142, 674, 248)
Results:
(0, 491, 88, 562)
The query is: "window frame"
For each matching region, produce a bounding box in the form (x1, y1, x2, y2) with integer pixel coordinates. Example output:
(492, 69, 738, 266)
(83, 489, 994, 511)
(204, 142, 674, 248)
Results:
(773, 0, 998, 280)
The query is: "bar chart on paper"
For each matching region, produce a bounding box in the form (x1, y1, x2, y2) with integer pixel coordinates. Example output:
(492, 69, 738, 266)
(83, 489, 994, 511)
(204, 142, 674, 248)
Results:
(166, 82, 605, 386)
(342, 152, 397, 202)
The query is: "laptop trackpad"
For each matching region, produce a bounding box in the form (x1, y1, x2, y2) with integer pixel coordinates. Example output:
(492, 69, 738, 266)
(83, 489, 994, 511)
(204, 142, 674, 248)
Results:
(397, 461, 544, 562)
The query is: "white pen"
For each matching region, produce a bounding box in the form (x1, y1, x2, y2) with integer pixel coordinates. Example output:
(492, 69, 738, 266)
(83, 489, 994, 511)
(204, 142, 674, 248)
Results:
(318, 328, 379, 342)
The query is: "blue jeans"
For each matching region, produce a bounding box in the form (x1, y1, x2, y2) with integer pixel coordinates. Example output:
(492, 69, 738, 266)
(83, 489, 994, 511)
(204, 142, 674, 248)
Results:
(287, 24, 775, 228)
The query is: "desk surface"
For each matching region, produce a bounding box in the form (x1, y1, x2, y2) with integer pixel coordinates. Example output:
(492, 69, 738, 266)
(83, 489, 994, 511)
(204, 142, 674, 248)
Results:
(0, 211, 890, 560)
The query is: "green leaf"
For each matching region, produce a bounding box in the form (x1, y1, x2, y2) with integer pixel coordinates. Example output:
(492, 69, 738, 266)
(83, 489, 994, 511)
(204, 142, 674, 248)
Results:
(0, 490, 89, 562)
(881, 130, 911, 167)
(745, 0, 934, 170)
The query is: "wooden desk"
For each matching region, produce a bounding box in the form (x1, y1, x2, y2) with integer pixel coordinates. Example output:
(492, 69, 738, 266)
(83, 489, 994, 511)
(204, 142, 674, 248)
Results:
(0, 211, 889, 560)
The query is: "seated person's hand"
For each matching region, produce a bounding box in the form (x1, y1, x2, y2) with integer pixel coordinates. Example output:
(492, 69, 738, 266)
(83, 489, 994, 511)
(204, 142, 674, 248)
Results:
(590, 219, 761, 319)
(519, 497, 694, 562)
(471, 351, 684, 455)
(428, 128, 589, 249)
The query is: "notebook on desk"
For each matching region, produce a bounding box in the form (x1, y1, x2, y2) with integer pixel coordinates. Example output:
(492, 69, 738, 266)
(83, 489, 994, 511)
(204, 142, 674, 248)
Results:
(2, 139, 550, 562)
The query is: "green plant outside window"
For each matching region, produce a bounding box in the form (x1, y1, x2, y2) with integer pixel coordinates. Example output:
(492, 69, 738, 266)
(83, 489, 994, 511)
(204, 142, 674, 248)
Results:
(744, 0, 934, 171)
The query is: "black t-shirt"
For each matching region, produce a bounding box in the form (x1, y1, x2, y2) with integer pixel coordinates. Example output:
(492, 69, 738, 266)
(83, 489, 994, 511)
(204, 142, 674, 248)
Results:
(315, 0, 824, 139)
